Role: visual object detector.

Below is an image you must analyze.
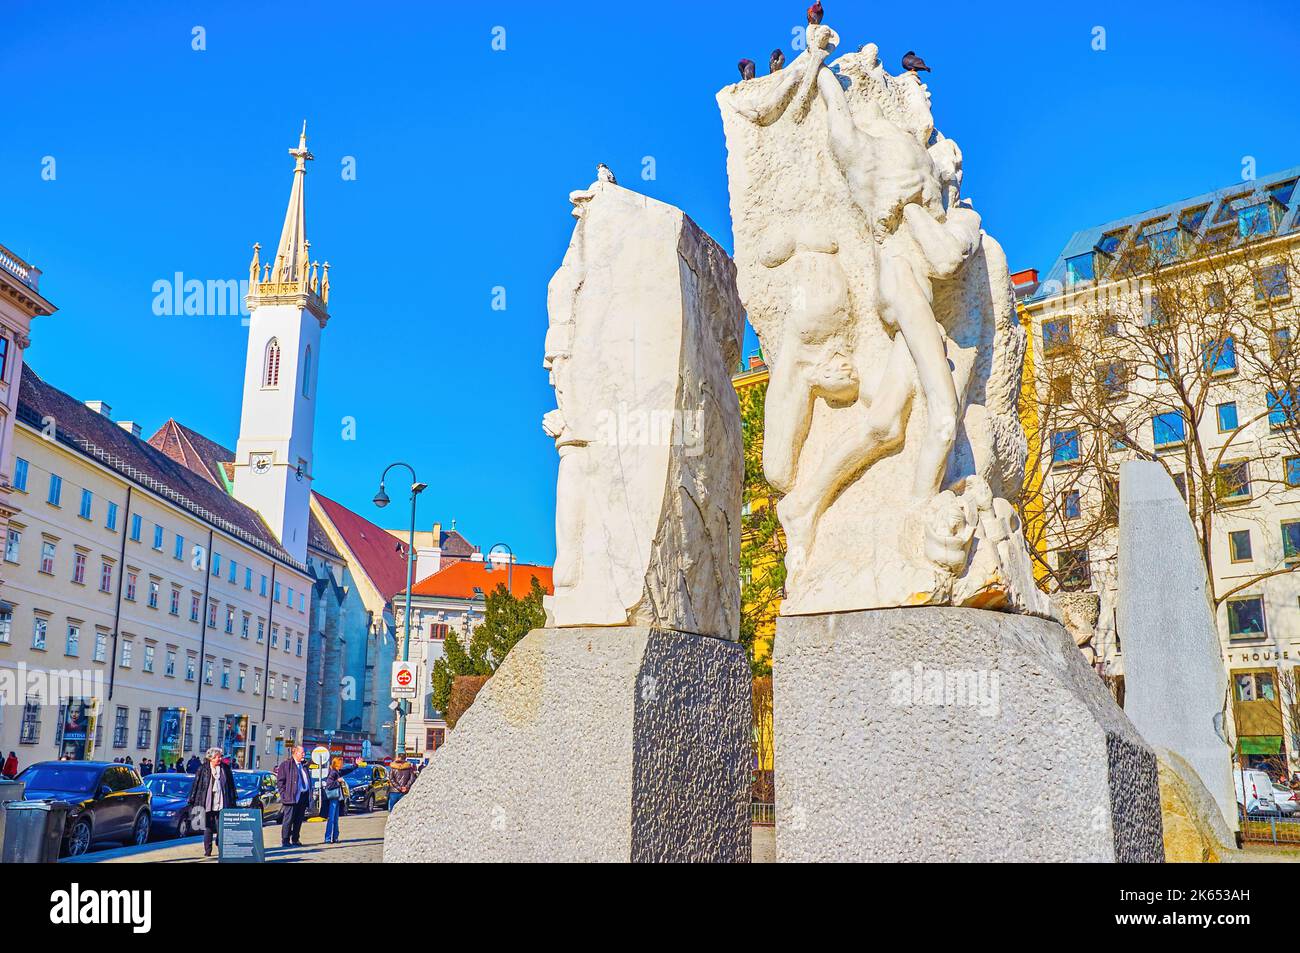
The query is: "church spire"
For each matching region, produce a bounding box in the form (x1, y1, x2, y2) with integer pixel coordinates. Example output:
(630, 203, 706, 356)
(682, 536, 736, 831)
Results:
(247, 122, 329, 317)
(274, 121, 313, 282)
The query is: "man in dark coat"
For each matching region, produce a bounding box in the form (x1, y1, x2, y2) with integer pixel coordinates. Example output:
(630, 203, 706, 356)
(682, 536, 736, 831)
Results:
(186, 754, 200, 773)
(274, 746, 312, 847)
(186, 748, 238, 857)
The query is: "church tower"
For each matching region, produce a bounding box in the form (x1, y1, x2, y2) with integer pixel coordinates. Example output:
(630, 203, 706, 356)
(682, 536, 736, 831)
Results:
(233, 124, 330, 563)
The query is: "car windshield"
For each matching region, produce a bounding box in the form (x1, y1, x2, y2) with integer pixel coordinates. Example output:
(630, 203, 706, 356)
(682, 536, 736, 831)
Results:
(342, 767, 370, 781)
(18, 763, 102, 794)
(232, 772, 262, 794)
(143, 776, 193, 799)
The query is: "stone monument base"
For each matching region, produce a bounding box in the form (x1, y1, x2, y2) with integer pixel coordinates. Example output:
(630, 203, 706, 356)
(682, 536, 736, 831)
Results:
(382, 626, 752, 863)
(1157, 749, 1237, 863)
(774, 607, 1164, 862)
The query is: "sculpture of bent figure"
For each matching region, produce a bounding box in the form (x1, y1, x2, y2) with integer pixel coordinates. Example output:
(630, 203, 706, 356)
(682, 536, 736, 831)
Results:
(718, 22, 1054, 617)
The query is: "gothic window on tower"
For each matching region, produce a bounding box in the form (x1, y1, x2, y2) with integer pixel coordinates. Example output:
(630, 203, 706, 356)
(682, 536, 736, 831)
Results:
(263, 337, 281, 388)
(302, 345, 312, 398)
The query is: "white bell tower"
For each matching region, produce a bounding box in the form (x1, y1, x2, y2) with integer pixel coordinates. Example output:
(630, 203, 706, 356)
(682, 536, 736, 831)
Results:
(233, 123, 330, 563)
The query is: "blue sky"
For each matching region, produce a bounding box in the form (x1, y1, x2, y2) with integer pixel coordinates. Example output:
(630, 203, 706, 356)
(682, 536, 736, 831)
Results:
(3, 0, 1299, 564)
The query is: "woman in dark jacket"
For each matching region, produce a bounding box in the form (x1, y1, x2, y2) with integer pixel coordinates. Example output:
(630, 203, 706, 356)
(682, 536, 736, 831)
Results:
(186, 748, 238, 856)
(322, 757, 344, 844)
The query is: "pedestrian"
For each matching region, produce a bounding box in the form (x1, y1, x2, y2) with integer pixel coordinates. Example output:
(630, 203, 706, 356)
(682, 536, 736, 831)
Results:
(389, 752, 415, 810)
(140, 758, 152, 777)
(2, 751, 17, 779)
(186, 754, 200, 773)
(274, 745, 312, 847)
(186, 747, 237, 858)
(322, 756, 344, 844)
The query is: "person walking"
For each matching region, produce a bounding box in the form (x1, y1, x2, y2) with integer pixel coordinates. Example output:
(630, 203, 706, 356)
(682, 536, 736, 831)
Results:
(389, 753, 415, 810)
(274, 745, 312, 847)
(186, 754, 200, 773)
(322, 756, 344, 844)
(186, 747, 237, 858)
(3, 751, 18, 778)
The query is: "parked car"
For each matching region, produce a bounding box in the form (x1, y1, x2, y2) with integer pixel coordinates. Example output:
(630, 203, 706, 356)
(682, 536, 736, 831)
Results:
(1235, 768, 1280, 815)
(141, 773, 196, 839)
(1272, 783, 1299, 816)
(17, 761, 152, 856)
(233, 769, 283, 824)
(340, 763, 390, 812)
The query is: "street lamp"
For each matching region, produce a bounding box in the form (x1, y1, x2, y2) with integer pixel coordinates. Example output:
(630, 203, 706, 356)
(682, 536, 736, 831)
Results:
(483, 542, 514, 591)
(375, 462, 426, 758)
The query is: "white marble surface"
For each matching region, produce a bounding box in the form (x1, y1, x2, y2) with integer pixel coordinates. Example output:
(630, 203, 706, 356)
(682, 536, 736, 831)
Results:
(542, 181, 744, 639)
(717, 26, 1051, 619)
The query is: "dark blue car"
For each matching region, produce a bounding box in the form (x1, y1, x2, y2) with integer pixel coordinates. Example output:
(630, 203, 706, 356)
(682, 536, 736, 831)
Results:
(141, 773, 197, 839)
(18, 761, 152, 856)
(340, 764, 390, 813)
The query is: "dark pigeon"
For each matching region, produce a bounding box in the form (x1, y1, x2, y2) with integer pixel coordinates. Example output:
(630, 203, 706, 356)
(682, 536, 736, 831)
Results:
(807, 1, 824, 25)
(901, 50, 931, 73)
(738, 58, 756, 81)
(770, 49, 785, 72)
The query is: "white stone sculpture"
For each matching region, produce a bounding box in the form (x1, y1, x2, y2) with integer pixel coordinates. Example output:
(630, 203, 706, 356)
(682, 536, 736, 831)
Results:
(717, 26, 1052, 618)
(542, 179, 745, 640)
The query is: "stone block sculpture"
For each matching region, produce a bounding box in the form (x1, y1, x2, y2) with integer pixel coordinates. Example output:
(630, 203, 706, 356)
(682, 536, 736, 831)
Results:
(717, 26, 1051, 618)
(384, 179, 752, 863)
(719, 18, 1163, 862)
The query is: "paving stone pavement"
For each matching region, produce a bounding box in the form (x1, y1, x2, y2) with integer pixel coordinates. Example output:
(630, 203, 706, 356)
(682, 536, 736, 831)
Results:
(64, 812, 775, 863)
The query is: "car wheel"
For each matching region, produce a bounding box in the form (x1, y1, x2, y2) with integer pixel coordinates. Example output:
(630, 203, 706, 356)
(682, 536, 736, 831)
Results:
(363, 794, 373, 814)
(177, 815, 191, 838)
(132, 812, 151, 846)
(66, 819, 93, 857)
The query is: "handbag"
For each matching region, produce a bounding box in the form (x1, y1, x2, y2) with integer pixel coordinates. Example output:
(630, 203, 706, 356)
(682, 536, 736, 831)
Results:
(324, 783, 342, 801)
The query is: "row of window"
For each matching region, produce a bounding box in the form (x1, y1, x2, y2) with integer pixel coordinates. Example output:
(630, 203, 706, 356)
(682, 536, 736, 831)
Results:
(12, 457, 309, 615)
(18, 701, 300, 754)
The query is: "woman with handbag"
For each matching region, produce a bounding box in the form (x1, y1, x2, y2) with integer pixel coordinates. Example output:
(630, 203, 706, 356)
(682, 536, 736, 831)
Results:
(323, 756, 344, 844)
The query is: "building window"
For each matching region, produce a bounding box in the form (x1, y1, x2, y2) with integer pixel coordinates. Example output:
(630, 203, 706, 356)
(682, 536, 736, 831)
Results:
(129, 514, 142, 541)
(72, 552, 86, 584)
(282, 680, 289, 701)
(1062, 490, 1082, 520)
(149, 524, 161, 550)
(93, 631, 107, 662)
(274, 581, 282, 603)
(1226, 597, 1266, 639)
(113, 707, 128, 748)
(106, 501, 118, 531)
(238, 668, 247, 692)
(125, 571, 138, 601)
(79, 489, 93, 520)
(1282, 520, 1300, 563)
(1271, 326, 1292, 360)
(225, 607, 234, 634)
(271, 625, 279, 648)
(1051, 429, 1080, 466)
(143, 644, 155, 673)
(295, 635, 302, 657)
(256, 620, 265, 643)
(1267, 389, 1297, 429)
(120, 640, 133, 668)
(221, 663, 230, 689)
(4, 528, 19, 562)
(165, 649, 176, 676)
(241, 615, 250, 639)
(1216, 402, 1239, 433)
(1228, 529, 1253, 563)
(212, 552, 221, 577)
(244, 567, 253, 590)
(1201, 337, 1236, 374)
(18, 696, 42, 744)
(204, 659, 213, 685)
(169, 588, 180, 615)
(263, 337, 281, 387)
(302, 345, 312, 398)
(183, 716, 193, 753)
(228, 559, 237, 584)
(65, 624, 80, 657)
(1234, 671, 1276, 703)
(254, 671, 262, 695)
(292, 681, 300, 703)
(207, 601, 217, 628)
(1215, 461, 1251, 501)
(135, 710, 152, 749)
(186, 655, 196, 682)
(190, 593, 200, 622)
(13, 458, 28, 492)
(47, 473, 62, 506)
(1153, 412, 1186, 449)
(100, 560, 113, 593)
(1057, 549, 1091, 592)
(39, 540, 55, 574)
(0, 608, 10, 644)
(298, 593, 305, 613)
(1255, 263, 1290, 302)
(148, 580, 160, 609)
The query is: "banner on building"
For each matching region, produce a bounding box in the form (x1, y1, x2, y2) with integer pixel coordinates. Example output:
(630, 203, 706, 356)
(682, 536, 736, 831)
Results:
(222, 714, 250, 767)
(157, 708, 186, 767)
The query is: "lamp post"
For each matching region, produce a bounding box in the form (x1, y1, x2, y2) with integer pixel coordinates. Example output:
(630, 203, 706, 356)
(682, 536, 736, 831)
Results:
(483, 542, 514, 592)
(374, 463, 427, 758)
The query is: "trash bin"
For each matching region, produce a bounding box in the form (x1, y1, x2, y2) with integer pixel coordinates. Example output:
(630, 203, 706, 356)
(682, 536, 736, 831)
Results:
(0, 780, 25, 851)
(2, 799, 69, 863)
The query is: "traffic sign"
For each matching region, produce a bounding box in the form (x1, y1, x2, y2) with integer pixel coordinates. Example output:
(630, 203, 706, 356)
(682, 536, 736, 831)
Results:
(391, 661, 418, 698)
(310, 745, 330, 767)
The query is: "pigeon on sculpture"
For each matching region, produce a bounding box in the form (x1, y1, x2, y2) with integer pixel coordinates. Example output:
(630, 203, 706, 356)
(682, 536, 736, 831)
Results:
(901, 50, 931, 73)
(806, 1, 824, 25)
(738, 58, 756, 81)
(596, 162, 617, 184)
(770, 49, 785, 72)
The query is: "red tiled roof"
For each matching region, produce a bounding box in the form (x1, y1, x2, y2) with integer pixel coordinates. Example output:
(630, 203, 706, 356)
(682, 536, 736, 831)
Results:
(147, 418, 234, 489)
(312, 492, 411, 600)
(407, 560, 553, 601)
